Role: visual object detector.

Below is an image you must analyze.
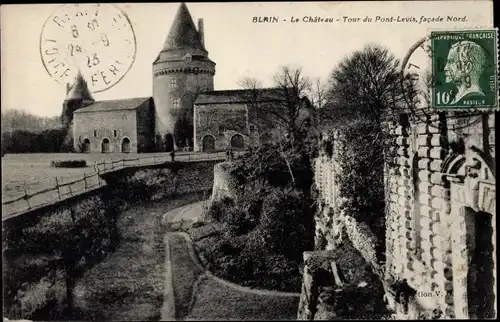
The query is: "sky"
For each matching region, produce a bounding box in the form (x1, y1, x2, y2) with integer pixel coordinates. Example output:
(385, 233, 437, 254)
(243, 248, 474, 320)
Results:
(1, 1, 494, 117)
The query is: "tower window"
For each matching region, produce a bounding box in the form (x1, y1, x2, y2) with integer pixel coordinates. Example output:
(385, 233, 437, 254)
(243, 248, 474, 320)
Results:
(218, 125, 225, 135)
(172, 98, 180, 108)
(170, 79, 177, 88)
(93, 130, 97, 137)
(113, 130, 117, 137)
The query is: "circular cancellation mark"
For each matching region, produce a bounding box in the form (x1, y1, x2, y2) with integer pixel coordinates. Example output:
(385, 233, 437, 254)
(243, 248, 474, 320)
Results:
(40, 3, 137, 93)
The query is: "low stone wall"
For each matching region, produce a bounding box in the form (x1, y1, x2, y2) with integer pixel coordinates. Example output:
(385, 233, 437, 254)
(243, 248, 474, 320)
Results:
(302, 132, 388, 319)
(209, 161, 241, 203)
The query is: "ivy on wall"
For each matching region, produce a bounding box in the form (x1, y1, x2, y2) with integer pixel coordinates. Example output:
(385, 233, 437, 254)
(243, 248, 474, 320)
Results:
(320, 118, 390, 257)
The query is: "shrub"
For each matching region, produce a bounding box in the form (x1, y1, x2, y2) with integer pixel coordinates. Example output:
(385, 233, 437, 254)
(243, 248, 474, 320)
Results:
(259, 187, 315, 261)
(1, 128, 66, 153)
(205, 197, 234, 222)
(192, 136, 318, 292)
(190, 222, 226, 243)
(50, 160, 87, 168)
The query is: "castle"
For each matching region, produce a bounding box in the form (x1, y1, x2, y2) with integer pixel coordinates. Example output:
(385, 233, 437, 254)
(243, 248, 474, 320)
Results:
(62, 3, 312, 154)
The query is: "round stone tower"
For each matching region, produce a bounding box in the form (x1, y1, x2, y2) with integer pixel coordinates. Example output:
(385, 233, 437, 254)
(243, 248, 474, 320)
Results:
(153, 2, 216, 151)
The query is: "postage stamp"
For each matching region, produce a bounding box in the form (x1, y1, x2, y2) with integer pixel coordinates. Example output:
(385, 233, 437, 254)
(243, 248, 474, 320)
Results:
(430, 29, 499, 110)
(39, 3, 137, 93)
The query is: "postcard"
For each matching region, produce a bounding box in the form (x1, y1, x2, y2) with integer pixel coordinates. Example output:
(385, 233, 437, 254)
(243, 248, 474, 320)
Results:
(1, 1, 496, 321)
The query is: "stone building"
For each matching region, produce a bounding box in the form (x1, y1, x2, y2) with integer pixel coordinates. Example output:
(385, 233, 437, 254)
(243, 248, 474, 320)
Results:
(193, 88, 288, 152)
(301, 110, 496, 320)
(68, 72, 155, 154)
(67, 2, 313, 153)
(152, 2, 215, 151)
(73, 95, 155, 153)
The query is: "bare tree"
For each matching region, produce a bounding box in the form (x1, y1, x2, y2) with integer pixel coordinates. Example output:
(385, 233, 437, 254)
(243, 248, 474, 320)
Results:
(308, 77, 329, 132)
(237, 77, 265, 147)
(272, 66, 312, 142)
(239, 66, 313, 144)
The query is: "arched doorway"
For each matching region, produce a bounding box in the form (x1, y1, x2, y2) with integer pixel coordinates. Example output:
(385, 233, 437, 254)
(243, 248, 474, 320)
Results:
(82, 138, 91, 153)
(164, 133, 174, 152)
(101, 138, 110, 153)
(121, 137, 131, 153)
(202, 135, 215, 152)
(230, 133, 244, 149)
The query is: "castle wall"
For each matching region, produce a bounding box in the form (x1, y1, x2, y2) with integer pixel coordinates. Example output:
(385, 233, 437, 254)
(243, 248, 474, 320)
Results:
(73, 110, 138, 153)
(305, 112, 496, 319)
(194, 103, 257, 152)
(384, 112, 496, 319)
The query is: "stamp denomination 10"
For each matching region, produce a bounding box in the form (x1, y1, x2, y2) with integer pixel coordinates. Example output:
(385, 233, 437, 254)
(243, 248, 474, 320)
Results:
(431, 29, 498, 110)
(40, 3, 137, 93)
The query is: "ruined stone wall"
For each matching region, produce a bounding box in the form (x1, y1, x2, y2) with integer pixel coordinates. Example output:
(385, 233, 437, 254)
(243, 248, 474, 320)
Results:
(384, 112, 496, 319)
(298, 132, 387, 320)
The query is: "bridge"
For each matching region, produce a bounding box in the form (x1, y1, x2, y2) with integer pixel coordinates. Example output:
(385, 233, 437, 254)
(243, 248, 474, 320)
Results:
(1, 151, 244, 221)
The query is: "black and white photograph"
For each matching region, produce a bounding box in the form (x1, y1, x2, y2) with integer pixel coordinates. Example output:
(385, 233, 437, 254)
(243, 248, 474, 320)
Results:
(1, 1, 497, 320)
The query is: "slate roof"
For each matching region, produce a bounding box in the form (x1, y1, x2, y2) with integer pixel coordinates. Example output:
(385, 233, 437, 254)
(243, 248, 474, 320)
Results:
(161, 3, 205, 52)
(194, 88, 286, 105)
(74, 97, 151, 113)
(65, 70, 95, 102)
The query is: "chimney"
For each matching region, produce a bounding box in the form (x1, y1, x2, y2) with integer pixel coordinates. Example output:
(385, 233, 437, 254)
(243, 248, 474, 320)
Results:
(198, 18, 205, 47)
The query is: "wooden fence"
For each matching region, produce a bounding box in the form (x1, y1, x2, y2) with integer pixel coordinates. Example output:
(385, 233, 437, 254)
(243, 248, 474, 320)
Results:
(2, 151, 241, 220)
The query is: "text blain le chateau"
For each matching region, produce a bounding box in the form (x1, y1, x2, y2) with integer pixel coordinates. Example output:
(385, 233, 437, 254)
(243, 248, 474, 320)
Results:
(253, 15, 468, 24)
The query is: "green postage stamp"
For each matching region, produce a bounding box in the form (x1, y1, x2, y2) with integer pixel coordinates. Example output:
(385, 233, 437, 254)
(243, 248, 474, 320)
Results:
(431, 29, 499, 110)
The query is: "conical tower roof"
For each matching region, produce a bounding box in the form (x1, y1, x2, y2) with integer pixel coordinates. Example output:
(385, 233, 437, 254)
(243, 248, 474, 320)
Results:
(65, 70, 95, 102)
(161, 2, 205, 52)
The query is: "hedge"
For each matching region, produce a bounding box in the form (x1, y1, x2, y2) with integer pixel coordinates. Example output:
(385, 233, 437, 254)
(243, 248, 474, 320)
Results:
(50, 160, 87, 168)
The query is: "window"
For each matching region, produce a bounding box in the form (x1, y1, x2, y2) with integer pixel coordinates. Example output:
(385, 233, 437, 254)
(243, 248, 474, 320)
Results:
(249, 125, 256, 133)
(113, 130, 117, 137)
(170, 79, 177, 88)
(172, 98, 180, 108)
(218, 125, 225, 135)
(93, 130, 97, 137)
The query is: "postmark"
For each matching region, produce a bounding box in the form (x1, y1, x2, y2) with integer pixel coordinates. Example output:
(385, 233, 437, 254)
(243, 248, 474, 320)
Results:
(400, 28, 499, 130)
(430, 29, 498, 110)
(40, 3, 137, 93)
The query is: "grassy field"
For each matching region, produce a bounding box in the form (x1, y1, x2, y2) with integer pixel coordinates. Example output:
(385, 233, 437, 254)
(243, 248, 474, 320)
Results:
(1, 153, 166, 201)
(167, 228, 299, 321)
(187, 276, 299, 320)
(1, 151, 222, 204)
